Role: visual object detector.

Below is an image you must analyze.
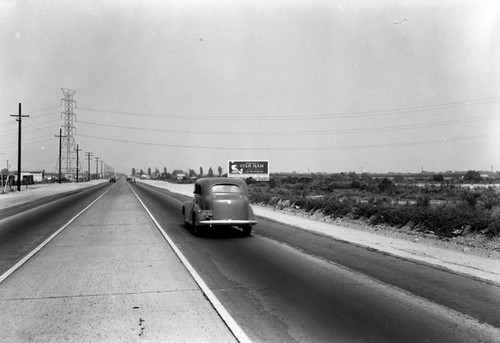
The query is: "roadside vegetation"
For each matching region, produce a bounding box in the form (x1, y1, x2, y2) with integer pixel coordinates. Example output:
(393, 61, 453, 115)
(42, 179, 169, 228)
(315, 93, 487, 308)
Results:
(247, 171, 500, 239)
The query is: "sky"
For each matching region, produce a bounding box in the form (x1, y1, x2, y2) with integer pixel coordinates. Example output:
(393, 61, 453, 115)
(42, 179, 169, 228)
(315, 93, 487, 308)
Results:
(1, 0, 500, 175)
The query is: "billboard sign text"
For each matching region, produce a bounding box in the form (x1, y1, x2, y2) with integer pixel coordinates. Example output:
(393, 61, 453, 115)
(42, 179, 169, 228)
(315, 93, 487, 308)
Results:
(228, 160, 269, 181)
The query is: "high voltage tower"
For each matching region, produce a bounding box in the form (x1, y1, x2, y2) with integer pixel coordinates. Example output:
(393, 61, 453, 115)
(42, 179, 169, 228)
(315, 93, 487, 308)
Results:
(55, 88, 81, 179)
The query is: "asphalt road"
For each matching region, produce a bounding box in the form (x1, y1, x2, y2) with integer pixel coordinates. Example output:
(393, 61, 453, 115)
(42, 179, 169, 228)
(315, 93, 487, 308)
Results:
(1, 179, 499, 342)
(0, 182, 110, 275)
(131, 181, 500, 342)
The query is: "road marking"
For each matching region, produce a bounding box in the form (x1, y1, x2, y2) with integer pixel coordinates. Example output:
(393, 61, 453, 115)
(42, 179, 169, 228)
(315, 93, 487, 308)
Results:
(130, 184, 252, 343)
(0, 187, 112, 284)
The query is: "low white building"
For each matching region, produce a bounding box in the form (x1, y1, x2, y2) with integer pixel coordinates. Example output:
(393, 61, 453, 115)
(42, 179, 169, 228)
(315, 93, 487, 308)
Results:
(11, 170, 45, 183)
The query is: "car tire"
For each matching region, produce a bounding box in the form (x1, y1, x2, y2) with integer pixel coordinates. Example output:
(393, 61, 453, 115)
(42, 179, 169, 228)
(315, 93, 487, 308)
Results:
(242, 225, 252, 236)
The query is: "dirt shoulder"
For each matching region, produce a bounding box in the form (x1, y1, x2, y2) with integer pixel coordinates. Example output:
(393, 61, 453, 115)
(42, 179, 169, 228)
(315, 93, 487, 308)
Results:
(259, 203, 500, 258)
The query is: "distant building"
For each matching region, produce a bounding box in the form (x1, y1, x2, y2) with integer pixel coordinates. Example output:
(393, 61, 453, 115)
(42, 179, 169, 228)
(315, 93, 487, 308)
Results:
(11, 170, 44, 184)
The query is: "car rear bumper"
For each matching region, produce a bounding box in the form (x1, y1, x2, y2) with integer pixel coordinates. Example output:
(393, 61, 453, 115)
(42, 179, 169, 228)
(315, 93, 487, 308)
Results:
(199, 219, 257, 226)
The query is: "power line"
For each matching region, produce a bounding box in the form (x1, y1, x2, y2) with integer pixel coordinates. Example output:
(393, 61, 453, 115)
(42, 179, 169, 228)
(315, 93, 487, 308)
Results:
(1, 119, 61, 136)
(24, 105, 60, 114)
(77, 113, 499, 136)
(77, 132, 498, 151)
(78, 95, 500, 121)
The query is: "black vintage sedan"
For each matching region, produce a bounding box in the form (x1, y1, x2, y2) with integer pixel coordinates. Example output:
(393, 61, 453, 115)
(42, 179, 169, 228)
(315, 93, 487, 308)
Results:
(182, 177, 257, 236)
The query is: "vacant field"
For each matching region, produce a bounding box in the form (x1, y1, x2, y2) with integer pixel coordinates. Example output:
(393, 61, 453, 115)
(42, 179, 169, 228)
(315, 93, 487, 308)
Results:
(247, 175, 500, 240)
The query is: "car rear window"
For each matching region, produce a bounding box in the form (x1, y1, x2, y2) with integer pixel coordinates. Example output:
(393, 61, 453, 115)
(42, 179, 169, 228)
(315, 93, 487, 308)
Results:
(212, 184, 241, 193)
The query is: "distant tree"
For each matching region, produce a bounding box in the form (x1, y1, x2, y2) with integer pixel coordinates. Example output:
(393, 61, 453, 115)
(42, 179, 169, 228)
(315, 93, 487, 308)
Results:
(148, 167, 152, 176)
(378, 178, 395, 194)
(163, 166, 167, 175)
(140, 169, 144, 176)
(463, 170, 481, 182)
(393, 175, 405, 184)
(199, 167, 203, 176)
(218, 166, 223, 176)
(208, 167, 214, 177)
(348, 172, 359, 181)
(433, 174, 444, 182)
(360, 173, 372, 182)
(131, 168, 136, 176)
(189, 169, 197, 177)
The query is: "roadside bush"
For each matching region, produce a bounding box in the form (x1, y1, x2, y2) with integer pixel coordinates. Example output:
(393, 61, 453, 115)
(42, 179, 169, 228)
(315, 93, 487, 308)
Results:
(416, 194, 430, 208)
(247, 178, 500, 238)
(461, 190, 481, 208)
(418, 205, 489, 237)
(488, 211, 500, 235)
(354, 202, 379, 219)
(369, 206, 413, 227)
(476, 192, 499, 210)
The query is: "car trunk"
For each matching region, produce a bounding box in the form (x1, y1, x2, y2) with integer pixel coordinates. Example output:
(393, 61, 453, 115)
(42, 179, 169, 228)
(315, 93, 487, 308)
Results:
(210, 194, 248, 221)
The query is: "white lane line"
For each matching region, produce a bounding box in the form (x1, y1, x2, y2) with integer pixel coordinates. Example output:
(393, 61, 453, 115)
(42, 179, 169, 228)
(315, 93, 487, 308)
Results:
(130, 184, 252, 343)
(0, 187, 112, 284)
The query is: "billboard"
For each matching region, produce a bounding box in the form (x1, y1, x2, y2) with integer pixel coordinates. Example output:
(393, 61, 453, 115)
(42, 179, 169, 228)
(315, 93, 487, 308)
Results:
(228, 160, 269, 181)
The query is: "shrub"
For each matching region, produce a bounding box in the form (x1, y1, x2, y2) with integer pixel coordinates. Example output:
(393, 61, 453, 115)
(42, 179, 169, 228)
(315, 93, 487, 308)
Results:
(461, 190, 481, 208)
(247, 177, 499, 238)
(416, 194, 430, 208)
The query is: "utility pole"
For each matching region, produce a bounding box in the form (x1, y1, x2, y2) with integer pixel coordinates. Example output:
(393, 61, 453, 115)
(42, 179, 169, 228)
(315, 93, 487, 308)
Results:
(101, 160, 104, 180)
(75, 144, 82, 183)
(55, 128, 66, 184)
(85, 152, 93, 181)
(10, 103, 29, 191)
(4, 160, 9, 193)
(95, 157, 100, 179)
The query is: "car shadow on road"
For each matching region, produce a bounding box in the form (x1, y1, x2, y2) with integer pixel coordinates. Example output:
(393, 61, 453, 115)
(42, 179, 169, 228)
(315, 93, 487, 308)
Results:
(180, 224, 251, 239)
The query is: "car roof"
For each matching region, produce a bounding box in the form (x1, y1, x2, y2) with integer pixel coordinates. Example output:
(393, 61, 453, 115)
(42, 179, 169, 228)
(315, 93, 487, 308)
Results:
(195, 177, 248, 194)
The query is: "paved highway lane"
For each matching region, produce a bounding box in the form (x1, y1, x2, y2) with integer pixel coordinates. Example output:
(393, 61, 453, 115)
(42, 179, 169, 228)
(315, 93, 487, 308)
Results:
(0, 179, 239, 342)
(131, 181, 500, 343)
(0, 182, 111, 275)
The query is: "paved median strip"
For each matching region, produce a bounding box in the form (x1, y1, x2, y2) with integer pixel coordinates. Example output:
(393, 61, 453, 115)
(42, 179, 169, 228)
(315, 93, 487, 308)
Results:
(129, 183, 252, 343)
(0, 187, 112, 284)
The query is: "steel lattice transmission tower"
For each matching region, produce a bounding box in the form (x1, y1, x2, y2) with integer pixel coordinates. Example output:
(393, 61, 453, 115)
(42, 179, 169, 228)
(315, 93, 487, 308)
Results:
(55, 88, 81, 179)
